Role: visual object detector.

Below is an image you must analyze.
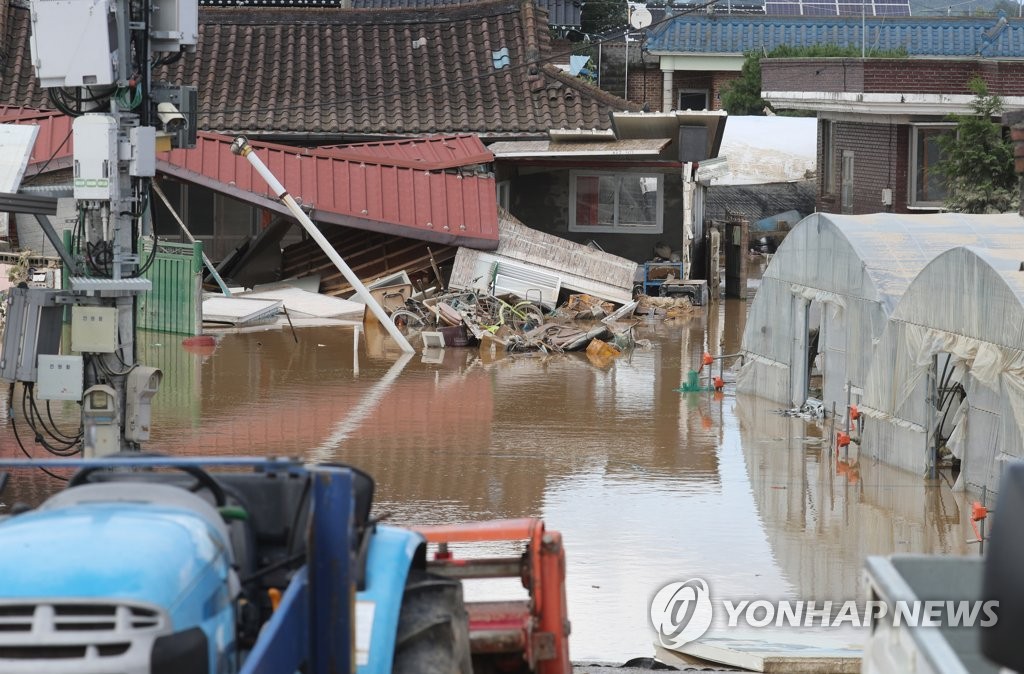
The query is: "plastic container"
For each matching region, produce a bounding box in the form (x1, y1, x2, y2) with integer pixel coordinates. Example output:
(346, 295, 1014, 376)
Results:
(439, 325, 468, 347)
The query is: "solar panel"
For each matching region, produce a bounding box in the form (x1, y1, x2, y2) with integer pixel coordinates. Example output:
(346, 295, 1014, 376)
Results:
(199, 0, 343, 5)
(764, 0, 909, 15)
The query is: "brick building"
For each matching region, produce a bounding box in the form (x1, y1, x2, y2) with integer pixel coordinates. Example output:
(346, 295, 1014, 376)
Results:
(640, 14, 1024, 115)
(762, 58, 1024, 214)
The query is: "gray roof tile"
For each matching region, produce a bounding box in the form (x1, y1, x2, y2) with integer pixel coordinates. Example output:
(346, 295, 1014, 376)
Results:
(0, 0, 628, 138)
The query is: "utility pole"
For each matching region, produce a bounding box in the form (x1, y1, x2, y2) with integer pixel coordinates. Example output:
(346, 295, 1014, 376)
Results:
(3, 0, 199, 455)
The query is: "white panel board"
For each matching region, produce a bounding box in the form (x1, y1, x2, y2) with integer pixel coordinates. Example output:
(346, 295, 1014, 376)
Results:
(0, 124, 40, 238)
(240, 287, 364, 319)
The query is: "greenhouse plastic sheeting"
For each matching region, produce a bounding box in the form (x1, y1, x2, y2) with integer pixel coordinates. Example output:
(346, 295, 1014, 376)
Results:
(739, 212, 1024, 412)
(861, 246, 1024, 494)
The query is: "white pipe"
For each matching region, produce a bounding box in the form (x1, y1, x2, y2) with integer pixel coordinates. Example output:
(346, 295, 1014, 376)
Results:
(230, 137, 414, 353)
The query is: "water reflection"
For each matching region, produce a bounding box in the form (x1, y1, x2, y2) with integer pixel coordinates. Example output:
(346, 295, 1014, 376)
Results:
(0, 298, 974, 662)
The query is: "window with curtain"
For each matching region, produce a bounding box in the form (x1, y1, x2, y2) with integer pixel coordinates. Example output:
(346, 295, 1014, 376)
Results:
(570, 171, 663, 233)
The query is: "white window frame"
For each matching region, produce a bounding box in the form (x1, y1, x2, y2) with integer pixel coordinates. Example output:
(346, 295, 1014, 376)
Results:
(568, 170, 664, 234)
(909, 123, 955, 209)
(678, 89, 709, 111)
(821, 119, 834, 195)
(840, 151, 854, 214)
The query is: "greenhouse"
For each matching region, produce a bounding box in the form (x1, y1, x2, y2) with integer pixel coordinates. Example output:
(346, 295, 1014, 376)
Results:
(737, 212, 1023, 414)
(861, 246, 1024, 494)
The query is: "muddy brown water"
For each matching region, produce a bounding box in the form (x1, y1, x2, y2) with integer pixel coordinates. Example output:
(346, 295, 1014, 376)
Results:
(0, 299, 972, 663)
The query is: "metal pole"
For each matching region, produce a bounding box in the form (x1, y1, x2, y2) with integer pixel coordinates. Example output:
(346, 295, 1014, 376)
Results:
(230, 137, 414, 354)
(624, 33, 629, 101)
(151, 181, 232, 296)
(862, 3, 866, 59)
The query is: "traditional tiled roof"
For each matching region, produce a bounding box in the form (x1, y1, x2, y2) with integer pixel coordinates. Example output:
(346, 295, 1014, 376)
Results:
(199, 0, 581, 29)
(353, 0, 581, 29)
(646, 14, 1024, 58)
(0, 0, 629, 138)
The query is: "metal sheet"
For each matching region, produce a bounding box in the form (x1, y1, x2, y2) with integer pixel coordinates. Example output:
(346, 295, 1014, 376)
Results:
(0, 124, 40, 237)
(239, 287, 365, 319)
(489, 138, 672, 158)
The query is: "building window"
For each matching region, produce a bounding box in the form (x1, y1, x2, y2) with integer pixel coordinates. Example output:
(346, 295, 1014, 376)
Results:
(840, 151, 854, 214)
(910, 124, 954, 208)
(678, 89, 709, 111)
(821, 120, 834, 194)
(569, 171, 663, 234)
(496, 181, 510, 210)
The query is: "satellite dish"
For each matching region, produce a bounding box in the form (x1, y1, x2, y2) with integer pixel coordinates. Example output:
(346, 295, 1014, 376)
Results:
(629, 5, 652, 28)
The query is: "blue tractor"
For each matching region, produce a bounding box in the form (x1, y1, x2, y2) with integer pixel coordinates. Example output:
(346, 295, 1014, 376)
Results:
(0, 456, 473, 674)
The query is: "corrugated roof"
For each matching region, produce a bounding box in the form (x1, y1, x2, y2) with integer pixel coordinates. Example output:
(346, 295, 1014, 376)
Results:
(320, 134, 493, 169)
(161, 133, 499, 245)
(4, 110, 498, 247)
(704, 181, 815, 223)
(646, 14, 1024, 57)
(488, 137, 672, 157)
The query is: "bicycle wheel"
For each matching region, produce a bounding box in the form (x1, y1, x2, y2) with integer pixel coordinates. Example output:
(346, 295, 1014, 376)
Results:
(392, 309, 427, 337)
(503, 301, 545, 331)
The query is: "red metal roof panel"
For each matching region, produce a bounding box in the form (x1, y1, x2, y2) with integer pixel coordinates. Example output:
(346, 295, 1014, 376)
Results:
(8, 111, 497, 246)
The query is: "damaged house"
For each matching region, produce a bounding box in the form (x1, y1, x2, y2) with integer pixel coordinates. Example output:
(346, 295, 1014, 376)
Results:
(1, 0, 646, 294)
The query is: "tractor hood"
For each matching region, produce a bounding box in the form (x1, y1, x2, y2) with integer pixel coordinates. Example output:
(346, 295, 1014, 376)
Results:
(0, 484, 234, 615)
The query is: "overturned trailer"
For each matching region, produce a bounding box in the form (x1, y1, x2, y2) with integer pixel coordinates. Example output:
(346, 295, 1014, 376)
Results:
(737, 212, 1023, 414)
(861, 246, 1024, 495)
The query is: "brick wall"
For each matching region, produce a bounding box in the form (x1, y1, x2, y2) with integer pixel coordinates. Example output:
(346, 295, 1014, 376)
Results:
(672, 71, 713, 110)
(629, 66, 663, 110)
(762, 59, 865, 94)
(628, 69, 739, 112)
(863, 59, 1024, 95)
(711, 72, 739, 110)
(818, 120, 909, 214)
(762, 57, 1024, 97)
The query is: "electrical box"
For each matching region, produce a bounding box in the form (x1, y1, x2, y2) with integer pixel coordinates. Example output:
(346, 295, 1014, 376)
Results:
(73, 115, 119, 201)
(881, 188, 893, 206)
(29, 0, 117, 88)
(679, 125, 710, 163)
(36, 355, 84, 401)
(128, 126, 157, 177)
(124, 366, 161, 443)
(83, 384, 120, 457)
(150, 0, 199, 53)
(71, 305, 119, 353)
(0, 288, 63, 383)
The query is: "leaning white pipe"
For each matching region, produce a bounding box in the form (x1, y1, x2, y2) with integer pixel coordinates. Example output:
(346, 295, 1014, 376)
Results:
(230, 136, 414, 353)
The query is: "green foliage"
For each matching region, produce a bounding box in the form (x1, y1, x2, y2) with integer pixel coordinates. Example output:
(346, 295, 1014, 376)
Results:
(767, 44, 908, 58)
(936, 77, 1018, 214)
(581, 0, 627, 35)
(720, 46, 908, 116)
(721, 52, 770, 116)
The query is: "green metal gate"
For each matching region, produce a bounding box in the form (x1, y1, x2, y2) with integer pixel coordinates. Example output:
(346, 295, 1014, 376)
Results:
(137, 239, 203, 335)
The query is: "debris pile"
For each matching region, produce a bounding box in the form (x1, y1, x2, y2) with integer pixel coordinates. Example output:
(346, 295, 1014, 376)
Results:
(635, 294, 698, 319)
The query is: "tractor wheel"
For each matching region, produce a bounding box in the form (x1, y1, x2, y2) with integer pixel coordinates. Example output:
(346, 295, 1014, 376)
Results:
(392, 570, 473, 674)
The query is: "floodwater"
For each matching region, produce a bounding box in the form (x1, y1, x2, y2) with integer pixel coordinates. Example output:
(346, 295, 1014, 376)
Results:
(0, 298, 974, 663)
